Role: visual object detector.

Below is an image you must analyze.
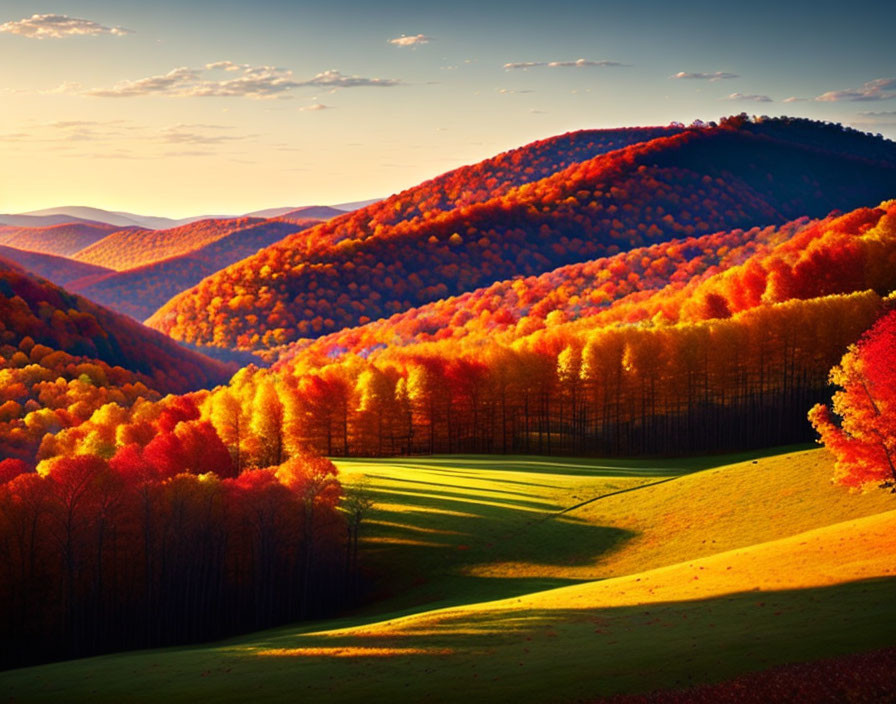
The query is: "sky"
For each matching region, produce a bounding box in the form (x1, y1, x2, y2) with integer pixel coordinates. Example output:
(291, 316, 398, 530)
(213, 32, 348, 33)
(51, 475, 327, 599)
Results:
(1, 0, 895, 218)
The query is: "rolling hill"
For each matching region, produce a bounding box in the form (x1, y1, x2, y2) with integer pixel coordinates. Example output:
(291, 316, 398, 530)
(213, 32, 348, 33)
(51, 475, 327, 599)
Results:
(279, 205, 350, 222)
(210, 200, 895, 459)
(272, 214, 815, 366)
(0, 221, 119, 257)
(14, 203, 366, 231)
(0, 245, 112, 287)
(72, 217, 267, 271)
(17, 206, 184, 230)
(71, 218, 322, 321)
(2, 448, 893, 702)
(146, 117, 896, 351)
(247, 205, 347, 220)
(0, 213, 105, 228)
(0, 257, 229, 394)
(0, 257, 231, 462)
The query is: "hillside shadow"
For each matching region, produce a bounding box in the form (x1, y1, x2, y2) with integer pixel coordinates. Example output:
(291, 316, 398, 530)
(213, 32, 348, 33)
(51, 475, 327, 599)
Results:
(342, 469, 639, 616)
(239, 576, 896, 701)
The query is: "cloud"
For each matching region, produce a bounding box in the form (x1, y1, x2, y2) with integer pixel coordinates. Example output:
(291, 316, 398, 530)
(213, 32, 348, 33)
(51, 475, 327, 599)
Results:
(815, 77, 896, 102)
(389, 34, 432, 47)
(672, 71, 739, 81)
(498, 88, 534, 94)
(62, 64, 402, 99)
(851, 110, 896, 127)
(181, 66, 301, 98)
(163, 150, 216, 158)
(41, 81, 85, 95)
(158, 127, 249, 145)
(293, 70, 401, 88)
(205, 61, 244, 72)
(299, 103, 331, 112)
(725, 92, 773, 102)
(47, 119, 122, 129)
(4, 117, 263, 160)
(81, 150, 144, 160)
(0, 14, 132, 39)
(167, 122, 233, 130)
(85, 67, 201, 97)
(782, 96, 807, 103)
(504, 58, 625, 70)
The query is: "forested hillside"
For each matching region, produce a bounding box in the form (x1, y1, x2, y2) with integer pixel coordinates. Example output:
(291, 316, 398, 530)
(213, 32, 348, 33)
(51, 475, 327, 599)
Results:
(71, 219, 318, 320)
(0, 258, 230, 461)
(0, 245, 112, 287)
(147, 118, 896, 351)
(72, 217, 267, 271)
(212, 201, 896, 457)
(0, 222, 118, 257)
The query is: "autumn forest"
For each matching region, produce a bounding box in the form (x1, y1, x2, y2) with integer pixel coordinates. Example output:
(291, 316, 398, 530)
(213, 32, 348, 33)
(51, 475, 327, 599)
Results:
(2, 115, 896, 702)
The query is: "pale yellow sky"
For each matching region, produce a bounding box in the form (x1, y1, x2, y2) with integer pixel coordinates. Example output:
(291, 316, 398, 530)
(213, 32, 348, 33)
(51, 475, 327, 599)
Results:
(1, 1, 893, 217)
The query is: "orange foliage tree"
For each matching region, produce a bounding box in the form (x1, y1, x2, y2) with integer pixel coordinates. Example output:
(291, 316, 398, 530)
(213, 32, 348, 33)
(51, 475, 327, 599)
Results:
(810, 309, 896, 491)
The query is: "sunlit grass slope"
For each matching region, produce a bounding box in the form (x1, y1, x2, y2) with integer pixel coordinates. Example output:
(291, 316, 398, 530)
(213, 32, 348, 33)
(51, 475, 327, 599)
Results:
(337, 449, 893, 610)
(2, 448, 893, 703)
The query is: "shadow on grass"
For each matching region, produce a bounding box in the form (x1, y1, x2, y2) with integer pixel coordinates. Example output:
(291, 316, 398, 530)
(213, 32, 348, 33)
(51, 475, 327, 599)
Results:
(365, 474, 559, 504)
(235, 576, 896, 697)
(361, 484, 634, 564)
(3, 576, 892, 704)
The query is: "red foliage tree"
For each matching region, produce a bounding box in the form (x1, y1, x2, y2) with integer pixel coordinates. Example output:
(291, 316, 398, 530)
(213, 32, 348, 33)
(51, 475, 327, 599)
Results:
(810, 309, 896, 491)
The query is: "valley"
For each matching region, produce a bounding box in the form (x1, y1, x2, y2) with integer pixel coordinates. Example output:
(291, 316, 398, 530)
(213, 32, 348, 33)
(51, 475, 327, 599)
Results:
(0, 115, 894, 703)
(3, 449, 893, 702)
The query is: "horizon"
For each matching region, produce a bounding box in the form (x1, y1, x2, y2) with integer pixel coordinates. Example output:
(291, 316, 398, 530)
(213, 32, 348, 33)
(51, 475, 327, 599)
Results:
(1, 0, 895, 217)
(10, 198, 379, 221)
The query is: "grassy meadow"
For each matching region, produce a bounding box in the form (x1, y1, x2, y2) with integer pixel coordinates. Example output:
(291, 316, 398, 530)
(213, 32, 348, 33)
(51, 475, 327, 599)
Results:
(2, 447, 894, 702)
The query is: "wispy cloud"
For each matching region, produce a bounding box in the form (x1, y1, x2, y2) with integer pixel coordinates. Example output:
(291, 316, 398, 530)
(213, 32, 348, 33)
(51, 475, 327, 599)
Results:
(84, 67, 201, 98)
(389, 34, 432, 47)
(815, 78, 896, 102)
(9, 119, 254, 151)
(851, 110, 896, 127)
(299, 103, 331, 112)
(163, 150, 216, 158)
(504, 58, 625, 70)
(782, 96, 807, 103)
(55, 64, 402, 99)
(158, 126, 250, 145)
(0, 14, 132, 39)
(725, 92, 772, 102)
(294, 70, 401, 88)
(45, 119, 130, 129)
(41, 81, 85, 95)
(74, 150, 144, 160)
(671, 71, 739, 81)
(205, 61, 244, 72)
(498, 88, 534, 94)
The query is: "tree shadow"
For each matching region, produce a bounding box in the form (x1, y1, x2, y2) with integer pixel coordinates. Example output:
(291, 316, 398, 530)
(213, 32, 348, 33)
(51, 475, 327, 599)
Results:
(234, 577, 896, 701)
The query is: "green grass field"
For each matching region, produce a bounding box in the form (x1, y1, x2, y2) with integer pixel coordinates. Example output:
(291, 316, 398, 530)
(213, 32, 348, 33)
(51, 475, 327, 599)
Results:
(3, 447, 894, 702)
